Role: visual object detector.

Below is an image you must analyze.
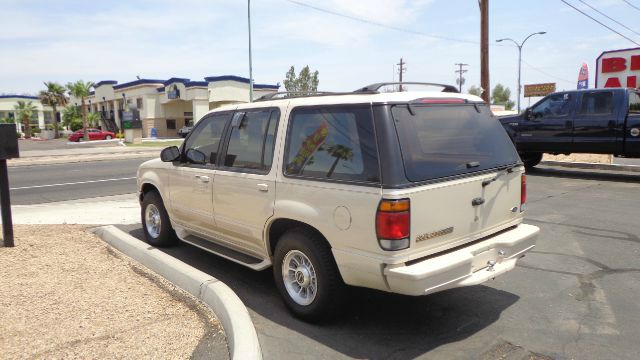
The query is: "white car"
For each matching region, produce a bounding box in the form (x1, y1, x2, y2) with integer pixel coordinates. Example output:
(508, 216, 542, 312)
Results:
(137, 82, 539, 321)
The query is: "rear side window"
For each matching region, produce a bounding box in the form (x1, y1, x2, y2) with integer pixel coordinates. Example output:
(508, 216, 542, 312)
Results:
(630, 92, 640, 114)
(284, 106, 379, 183)
(579, 91, 614, 115)
(391, 104, 519, 182)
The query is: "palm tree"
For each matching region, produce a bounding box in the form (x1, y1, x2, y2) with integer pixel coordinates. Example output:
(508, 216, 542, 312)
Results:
(66, 80, 94, 141)
(325, 144, 354, 178)
(86, 112, 100, 128)
(39, 82, 68, 139)
(14, 101, 38, 139)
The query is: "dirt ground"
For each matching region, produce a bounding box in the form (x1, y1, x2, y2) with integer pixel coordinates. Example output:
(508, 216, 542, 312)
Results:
(0, 225, 228, 359)
(543, 153, 613, 164)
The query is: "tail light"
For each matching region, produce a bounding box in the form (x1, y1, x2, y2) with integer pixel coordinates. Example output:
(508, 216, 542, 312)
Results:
(520, 174, 527, 212)
(376, 199, 410, 251)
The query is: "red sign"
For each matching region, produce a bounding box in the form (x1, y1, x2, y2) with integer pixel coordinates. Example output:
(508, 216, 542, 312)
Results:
(596, 48, 640, 88)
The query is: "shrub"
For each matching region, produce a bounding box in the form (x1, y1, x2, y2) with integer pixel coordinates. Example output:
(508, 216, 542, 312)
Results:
(32, 127, 42, 135)
(116, 131, 125, 139)
(70, 119, 83, 132)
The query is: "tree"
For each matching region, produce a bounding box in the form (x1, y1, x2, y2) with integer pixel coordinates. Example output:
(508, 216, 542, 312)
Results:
(283, 65, 319, 95)
(66, 80, 94, 140)
(491, 83, 515, 110)
(62, 105, 81, 130)
(468, 85, 482, 96)
(14, 100, 38, 139)
(39, 82, 68, 139)
(325, 144, 353, 178)
(86, 112, 101, 128)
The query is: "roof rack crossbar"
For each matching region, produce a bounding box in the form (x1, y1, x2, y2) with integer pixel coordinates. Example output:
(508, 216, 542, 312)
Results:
(354, 82, 460, 93)
(255, 91, 336, 101)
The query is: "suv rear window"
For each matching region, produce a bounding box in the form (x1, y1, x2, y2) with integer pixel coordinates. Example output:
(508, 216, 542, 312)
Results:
(391, 103, 519, 182)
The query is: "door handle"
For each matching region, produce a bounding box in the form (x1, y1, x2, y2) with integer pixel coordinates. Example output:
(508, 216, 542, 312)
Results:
(257, 183, 269, 192)
(195, 175, 210, 183)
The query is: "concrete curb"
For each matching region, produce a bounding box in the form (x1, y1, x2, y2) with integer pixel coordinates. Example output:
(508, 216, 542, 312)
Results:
(92, 225, 262, 360)
(540, 160, 640, 173)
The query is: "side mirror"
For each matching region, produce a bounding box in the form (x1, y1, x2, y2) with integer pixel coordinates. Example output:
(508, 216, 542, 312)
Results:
(524, 108, 533, 120)
(160, 146, 180, 162)
(186, 149, 206, 164)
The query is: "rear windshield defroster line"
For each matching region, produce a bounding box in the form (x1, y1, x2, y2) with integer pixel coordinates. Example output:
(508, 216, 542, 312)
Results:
(391, 104, 520, 182)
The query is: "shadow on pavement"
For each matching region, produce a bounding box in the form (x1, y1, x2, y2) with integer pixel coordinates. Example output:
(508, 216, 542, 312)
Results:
(124, 226, 519, 359)
(531, 166, 640, 183)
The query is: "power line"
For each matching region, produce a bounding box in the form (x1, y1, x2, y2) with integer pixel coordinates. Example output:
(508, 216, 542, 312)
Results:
(621, 0, 640, 12)
(521, 60, 574, 84)
(285, 0, 479, 45)
(577, 0, 640, 37)
(560, 0, 640, 46)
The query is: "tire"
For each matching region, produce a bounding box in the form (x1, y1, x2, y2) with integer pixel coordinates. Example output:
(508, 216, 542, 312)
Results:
(273, 228, 345, 322)
(105, 135, 112, 140)
(520, 152, 543, 169)
(141, 191, 177, 247)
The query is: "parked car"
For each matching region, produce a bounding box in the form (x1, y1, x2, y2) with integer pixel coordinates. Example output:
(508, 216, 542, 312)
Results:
(499, 87, 640, 168)
(137, 82, 539, 321)
(68, 128, 115, 142)
(177, 125, 193, 138)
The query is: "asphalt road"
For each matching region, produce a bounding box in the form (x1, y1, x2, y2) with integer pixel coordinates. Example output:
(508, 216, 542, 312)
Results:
(119, 165, 640, 360)
(8, 158, 151, 205)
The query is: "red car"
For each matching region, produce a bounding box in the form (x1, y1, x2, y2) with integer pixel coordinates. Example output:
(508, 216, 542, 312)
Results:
(68, 128, 116, 142)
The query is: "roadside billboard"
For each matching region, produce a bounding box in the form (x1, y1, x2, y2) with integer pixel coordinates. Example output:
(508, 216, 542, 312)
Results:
(524, 83, 556, 97)
(596, 47, 640, 88)
(577, 63, 589, 89)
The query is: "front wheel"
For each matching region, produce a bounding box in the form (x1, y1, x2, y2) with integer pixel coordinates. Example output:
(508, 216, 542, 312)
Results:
(520, 152, 543, 169)
(273, 229, 345, 322)
(141, 191, 177, 247)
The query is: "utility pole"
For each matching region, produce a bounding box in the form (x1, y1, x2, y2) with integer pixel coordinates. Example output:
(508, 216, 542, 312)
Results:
(248, 0, 254, 102)
(455, 63, 468, 93)
(479, 0, 490, 103)
(397, 58, 406, 91)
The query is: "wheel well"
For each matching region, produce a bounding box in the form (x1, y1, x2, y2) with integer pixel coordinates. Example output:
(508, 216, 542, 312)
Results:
(267, 219, 329, 257)
(140, 183, 159, 201)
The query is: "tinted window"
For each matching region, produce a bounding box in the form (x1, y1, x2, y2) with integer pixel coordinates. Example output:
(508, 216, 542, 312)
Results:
(391, 104, 519, 182)
(224, 109, 279, 171)
(629, 92, 640, 114)
(579, 92, 614, 115)
(284, 106, 379, 183)
(532, 93, 572, 118)
(183, 114, 230, 164)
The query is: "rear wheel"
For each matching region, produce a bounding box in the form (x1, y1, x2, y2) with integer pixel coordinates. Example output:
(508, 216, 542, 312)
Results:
(520, 152, 543, 169)
(273, 229, 345, 322)
(141, 191, 177, 247)
(105, 135, 112, 140)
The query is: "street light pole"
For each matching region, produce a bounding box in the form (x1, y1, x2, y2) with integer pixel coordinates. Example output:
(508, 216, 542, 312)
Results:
(496, 31, 546, 113)
(248, 0, 254, 102)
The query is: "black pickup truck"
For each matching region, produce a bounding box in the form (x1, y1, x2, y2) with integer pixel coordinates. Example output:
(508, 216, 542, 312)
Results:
(499, 88, 640, 167)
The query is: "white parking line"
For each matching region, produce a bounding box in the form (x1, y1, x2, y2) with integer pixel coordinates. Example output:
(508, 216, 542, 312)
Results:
(10, 177, 136, 190)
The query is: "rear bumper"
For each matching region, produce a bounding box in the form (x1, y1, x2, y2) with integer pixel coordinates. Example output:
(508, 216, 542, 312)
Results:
(384, 223, 539, 296)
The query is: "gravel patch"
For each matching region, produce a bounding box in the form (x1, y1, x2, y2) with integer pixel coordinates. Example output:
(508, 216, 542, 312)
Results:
(0, 225, 228, 359)
(543, 153, 613, 164)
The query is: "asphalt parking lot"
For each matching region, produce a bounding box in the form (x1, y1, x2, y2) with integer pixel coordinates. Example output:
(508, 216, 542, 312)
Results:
(121, 165, 640, 360)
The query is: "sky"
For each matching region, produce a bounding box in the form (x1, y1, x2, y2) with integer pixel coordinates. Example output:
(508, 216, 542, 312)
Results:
(1, 0, 640, 107)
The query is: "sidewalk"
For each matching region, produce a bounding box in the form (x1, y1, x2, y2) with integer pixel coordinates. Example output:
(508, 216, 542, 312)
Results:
(0, 225, 228, 359)
(8, 146, 164, 167)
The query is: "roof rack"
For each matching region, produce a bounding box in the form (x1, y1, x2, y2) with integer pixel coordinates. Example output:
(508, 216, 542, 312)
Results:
(255, 91, 337, 101)
(354, 82, 460, 94)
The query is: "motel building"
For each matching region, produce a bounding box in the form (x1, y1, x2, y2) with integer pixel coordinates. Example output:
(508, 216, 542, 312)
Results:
(70, 75, 279, 140)
(0, 95, 55, 133)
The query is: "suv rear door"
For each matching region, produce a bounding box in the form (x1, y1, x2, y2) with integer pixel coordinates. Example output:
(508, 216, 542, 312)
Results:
(389, 101, 523, 255)
(212, 108, 281, 255)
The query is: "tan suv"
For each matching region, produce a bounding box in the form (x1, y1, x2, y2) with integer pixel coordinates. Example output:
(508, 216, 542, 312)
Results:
(137, 82, 539, 321)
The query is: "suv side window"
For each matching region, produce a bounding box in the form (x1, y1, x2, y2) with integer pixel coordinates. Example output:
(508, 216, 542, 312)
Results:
(284, 106, 379, 183)
(183, 113, 230, 164)
(579, 91, 614, 115)
(223, 109, 280, 171)
(532, 93, 572, 119)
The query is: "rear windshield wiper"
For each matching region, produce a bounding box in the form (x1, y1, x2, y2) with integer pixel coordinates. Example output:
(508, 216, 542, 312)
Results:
(482, 163, 520, 187)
